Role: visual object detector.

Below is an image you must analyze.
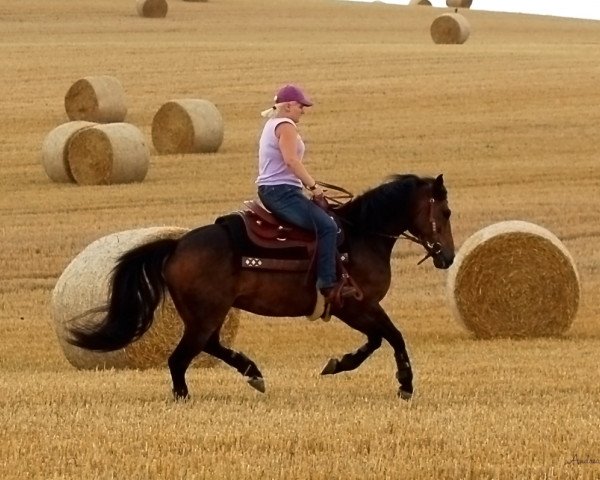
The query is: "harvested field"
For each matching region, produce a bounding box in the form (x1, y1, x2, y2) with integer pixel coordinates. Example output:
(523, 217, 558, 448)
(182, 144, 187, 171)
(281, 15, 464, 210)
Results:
(1, 0, 599, 478)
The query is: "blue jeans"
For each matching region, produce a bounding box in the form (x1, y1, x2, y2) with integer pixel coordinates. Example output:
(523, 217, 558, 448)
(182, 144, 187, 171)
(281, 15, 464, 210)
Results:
(258, 184, 338, 290)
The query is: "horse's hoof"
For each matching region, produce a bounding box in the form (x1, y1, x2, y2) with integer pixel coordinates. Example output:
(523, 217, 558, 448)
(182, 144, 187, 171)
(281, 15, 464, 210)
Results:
(320, 358, 339, 375)
(397, 389, 413, 401)
(173, 391, 190, 402)
(247, 376, 266, 393)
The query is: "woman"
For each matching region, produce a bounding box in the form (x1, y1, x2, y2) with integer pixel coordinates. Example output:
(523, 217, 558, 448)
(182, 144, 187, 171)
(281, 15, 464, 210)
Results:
(256, 84, 356, 306)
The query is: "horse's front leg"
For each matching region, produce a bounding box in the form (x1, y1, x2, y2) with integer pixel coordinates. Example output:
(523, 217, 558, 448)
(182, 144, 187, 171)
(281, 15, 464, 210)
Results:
(394, 351, 413, 401)
(320, 335, 382, 375)
(333, 302, 414, 400)
(378, 310, 413, 400)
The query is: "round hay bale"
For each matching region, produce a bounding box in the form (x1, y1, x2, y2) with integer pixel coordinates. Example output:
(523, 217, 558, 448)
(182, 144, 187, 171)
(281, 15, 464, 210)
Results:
(51, 227, 241, 370)
(446, 0, 473, 8)
(64, 75, 127, 123)
(67, 123, 149, 185)
(430, 13, 471, 44)
(40, 121, 96, 183)
(151, 99, 224, 154)
(447, 221, 580, 339)
(136, 0, 168, 18)
(409, 0, 431, 5)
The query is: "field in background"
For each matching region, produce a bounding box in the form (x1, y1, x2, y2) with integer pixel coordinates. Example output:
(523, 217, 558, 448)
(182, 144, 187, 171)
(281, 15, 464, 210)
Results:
(1, 0, 599, 478)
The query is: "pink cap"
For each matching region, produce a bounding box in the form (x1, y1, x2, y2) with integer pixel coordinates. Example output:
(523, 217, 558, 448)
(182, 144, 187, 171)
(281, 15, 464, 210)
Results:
(275, 84, 313, 106)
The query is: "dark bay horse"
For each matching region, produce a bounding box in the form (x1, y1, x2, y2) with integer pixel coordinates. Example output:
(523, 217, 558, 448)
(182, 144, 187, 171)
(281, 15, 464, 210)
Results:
(69, 174, 455, 400)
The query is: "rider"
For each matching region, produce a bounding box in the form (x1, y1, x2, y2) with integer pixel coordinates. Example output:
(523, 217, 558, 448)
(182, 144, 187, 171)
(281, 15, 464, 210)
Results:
(256, 84, 357, 306)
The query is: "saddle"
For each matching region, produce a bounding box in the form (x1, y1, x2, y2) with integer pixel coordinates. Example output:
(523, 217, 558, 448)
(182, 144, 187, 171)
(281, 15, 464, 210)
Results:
(239, 200, 317, 255)
(228, 198, 363, 319)
(235, 200, 353, 272)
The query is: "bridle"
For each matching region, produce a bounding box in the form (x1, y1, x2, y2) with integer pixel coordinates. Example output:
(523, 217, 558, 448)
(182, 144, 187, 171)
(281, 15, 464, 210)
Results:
(315, 181, 443, 266)
(400, 198, 443, 265)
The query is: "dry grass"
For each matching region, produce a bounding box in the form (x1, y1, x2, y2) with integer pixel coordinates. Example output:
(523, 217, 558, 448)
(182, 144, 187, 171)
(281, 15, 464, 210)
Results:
(430, 12, 471, 44)
(151, 99, 224, 154)
(40, 120, 96, 183)
(136, 0, 169, 19)
(64, 75, 128, 123)
(448, 221, 581, 339)
(67, 122, 149, 184)
(1, 0, 599, 478)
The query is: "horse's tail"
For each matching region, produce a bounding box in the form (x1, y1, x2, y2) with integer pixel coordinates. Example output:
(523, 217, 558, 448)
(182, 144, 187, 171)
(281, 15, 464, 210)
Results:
(68, 238, 178, 352)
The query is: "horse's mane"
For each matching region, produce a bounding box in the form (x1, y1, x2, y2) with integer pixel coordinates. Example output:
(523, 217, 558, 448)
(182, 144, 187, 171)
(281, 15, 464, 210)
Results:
(336, 174, 445, 234)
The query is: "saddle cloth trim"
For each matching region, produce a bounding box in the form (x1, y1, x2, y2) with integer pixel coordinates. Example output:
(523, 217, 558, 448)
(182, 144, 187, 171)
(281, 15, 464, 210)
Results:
(241, 253, 349, 272)
(242, 257, 311, 271)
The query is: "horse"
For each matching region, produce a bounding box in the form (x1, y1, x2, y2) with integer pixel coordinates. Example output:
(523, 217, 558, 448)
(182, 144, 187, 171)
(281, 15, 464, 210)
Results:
(68, 173, 455, 400)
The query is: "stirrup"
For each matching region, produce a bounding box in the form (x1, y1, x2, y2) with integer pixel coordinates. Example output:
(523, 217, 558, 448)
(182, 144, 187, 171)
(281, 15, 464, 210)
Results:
(306, 288, 328, 322)
(321, 281, 356, 309)
(321, 302, 332, 322)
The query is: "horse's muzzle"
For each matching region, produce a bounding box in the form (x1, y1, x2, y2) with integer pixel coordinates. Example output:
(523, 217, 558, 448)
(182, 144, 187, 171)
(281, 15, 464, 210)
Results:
(433, 251, 454, 269)
(414, 239, 454, 269)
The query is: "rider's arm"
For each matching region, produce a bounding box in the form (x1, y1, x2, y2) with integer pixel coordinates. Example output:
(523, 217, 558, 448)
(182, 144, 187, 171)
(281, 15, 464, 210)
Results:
(277, 123, 324, 196)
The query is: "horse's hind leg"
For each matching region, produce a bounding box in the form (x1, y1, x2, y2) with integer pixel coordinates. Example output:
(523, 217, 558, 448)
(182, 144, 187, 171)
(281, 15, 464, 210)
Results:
(320, 334, 382, 375)
(168, 304, 229, 400)
(203, 331, 266, 393)
(168, 326, 207, 400)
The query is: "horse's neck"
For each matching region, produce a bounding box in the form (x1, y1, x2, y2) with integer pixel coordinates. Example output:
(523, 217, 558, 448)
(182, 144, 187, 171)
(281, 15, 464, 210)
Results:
(348, 230, 397, 260)
(340, 203, 411, 243)
(339, 198, 411, 269)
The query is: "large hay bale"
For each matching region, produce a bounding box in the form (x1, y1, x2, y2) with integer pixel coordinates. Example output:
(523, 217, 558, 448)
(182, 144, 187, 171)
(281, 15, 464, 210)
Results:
(64, 75, 127, 123)
(430, 13, 471, 44)
(51, 227, 241, 370)
(67, 123, 149, 185)
(409, 0, 432, 5)
(446, 0, 473, 8)
(152, 99, 224, 154)
(136, 0, 168, 18)
(447, 221, 580, 339)
(40, 121, 96, 183)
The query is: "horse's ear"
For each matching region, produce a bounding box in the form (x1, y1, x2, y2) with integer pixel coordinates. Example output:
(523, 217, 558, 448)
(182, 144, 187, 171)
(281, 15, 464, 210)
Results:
(432, 174, 446, 199)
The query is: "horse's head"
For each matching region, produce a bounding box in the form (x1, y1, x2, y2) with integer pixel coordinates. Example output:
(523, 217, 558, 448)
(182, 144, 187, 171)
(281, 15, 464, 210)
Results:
(408, 174, 455, 269)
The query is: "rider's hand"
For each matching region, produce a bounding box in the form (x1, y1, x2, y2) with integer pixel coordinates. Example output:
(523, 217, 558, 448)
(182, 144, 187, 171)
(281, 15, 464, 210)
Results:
(311, 185, 325, 198)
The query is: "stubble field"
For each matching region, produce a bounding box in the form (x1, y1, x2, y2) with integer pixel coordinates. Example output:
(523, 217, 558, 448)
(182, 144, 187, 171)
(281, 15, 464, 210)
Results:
(1, 0, 599, 478)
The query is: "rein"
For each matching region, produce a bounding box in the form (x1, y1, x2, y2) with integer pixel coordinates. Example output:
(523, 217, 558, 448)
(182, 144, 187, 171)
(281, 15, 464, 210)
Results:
(317, 181, 441, 266)
(316, 180, 354, 206)
(367, 230, 440, 266)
